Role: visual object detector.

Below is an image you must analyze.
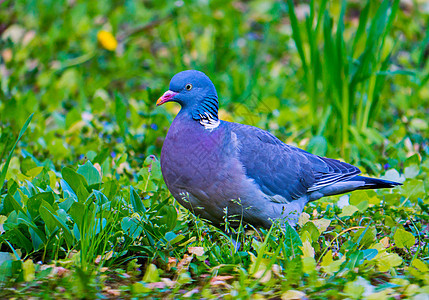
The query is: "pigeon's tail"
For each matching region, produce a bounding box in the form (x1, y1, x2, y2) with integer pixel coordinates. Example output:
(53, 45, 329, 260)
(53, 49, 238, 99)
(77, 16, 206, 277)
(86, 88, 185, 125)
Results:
(348, 176, 402, 190)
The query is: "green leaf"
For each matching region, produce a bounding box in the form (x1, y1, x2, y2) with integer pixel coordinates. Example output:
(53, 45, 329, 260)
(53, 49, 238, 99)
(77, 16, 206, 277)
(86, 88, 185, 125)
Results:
(130, 186, 145, 213)
(61, 167, 89, 202)
(102, 180, 119, 201)
(157, 204, 177, 231)
(282, 222, 303, 258)
(404, 164, 420, 179)
(27, 192, 54, 220)
(23, 259, 35, 282)
(0, 252, 15, 265)
(350, 190, 368, 205)
(311, 218, 331, 234)
(394, 228, 415, 248)
(411, 259, 429, 273)
(400, 179, 425, 202)
(142, 264, 159, 283)
(69, 201, 85, 231)
(339, 205, 359, 217)
(0, 113, 34, 191)
(121, 217, 142, 239)
(381, 169, 405, 183)
(376, 253, 402, 272)
(4, 194, 25, 215)
(300, 221, 320, 241)
(354, 227, 376, 247)
(77, 161, 101, 186)
(320, 250, 345, 275)
(39, 201, 73, 247)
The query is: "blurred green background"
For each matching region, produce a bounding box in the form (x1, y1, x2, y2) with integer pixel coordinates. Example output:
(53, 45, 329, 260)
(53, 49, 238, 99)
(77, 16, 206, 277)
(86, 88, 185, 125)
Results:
(1, 0, 427, 170)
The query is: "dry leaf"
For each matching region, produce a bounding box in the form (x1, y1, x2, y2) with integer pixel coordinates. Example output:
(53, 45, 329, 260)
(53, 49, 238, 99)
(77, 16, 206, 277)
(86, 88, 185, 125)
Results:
(188, 246, 205, 256)
(380, 237, 390, 248)
(282, 290, 306, 300)
(177, 254, 193, 273)
(167, 257, 178, 270)
(147, 282, 166, 289)
(161, 278, 177, 288)
(106, 289, 120, 296)
(210, 275, 234, 286)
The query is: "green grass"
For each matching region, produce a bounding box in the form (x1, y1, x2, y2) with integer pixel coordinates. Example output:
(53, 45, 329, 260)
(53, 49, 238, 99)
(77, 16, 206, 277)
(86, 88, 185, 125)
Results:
(0, 0, 428, 298)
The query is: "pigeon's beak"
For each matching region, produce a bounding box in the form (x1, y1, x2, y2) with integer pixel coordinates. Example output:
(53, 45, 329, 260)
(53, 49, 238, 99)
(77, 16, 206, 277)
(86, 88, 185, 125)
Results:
(156, 90, 178, 106)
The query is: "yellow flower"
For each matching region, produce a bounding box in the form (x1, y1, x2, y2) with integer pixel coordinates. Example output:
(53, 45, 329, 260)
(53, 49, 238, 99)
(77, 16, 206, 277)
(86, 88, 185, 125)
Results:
(97, 30, 117, 51)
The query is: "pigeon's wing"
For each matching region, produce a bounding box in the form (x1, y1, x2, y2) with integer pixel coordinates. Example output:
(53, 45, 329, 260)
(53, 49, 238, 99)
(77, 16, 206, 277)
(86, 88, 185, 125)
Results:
(307, 156, 361, 192)
(229, 122, 360, 202)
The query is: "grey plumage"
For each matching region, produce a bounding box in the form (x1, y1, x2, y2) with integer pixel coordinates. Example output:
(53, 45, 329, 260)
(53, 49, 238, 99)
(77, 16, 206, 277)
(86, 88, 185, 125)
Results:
(157, 70, 401, 229)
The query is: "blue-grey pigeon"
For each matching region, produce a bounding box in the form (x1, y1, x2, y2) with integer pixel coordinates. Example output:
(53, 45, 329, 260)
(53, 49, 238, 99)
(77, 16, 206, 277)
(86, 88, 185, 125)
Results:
(157, 70, 401, 228)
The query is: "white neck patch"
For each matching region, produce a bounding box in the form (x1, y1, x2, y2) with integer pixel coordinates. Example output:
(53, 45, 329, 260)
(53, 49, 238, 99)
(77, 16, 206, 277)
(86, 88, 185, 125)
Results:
(198, 112, 220, 131)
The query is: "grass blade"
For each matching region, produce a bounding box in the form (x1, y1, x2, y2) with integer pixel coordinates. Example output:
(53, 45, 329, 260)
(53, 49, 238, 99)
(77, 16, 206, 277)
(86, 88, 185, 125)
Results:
(0, 113, 34, 191)
(287, 0, 308, 76)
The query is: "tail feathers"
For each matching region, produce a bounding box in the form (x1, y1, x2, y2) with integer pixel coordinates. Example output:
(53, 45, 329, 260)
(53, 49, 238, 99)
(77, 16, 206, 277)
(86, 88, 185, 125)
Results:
(348, 175, 402, 190)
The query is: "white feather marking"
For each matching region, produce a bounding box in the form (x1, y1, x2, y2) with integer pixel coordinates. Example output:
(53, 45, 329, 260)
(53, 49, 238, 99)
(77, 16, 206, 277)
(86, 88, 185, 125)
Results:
(199, 113, 220, 131)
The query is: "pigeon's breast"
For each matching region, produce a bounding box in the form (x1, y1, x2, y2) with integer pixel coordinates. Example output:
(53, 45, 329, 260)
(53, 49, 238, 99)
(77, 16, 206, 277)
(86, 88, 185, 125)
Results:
(161, 119, 232, 193)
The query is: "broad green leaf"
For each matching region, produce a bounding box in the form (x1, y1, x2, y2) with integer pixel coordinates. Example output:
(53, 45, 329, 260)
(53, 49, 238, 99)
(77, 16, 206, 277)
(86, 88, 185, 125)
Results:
(394, 228, 415, 248)
(339, 205, 359, 217)
(311, 218, 330, 234)
(130, 186, 145, 213)
(349, 191, 369, 212)
(39, 201, 73, 247)
(132, 282, 150, 294)
(282, 222, 303, 258)
(77, 161, 101, 186)
(376, 253, 402, 272)
(411, 259, 429, 274)
(300, 221, 320, 241)
(23, 259, 35, 282)
(157, 204, 177, 231)
(60, 179, 77, 200)
(354, 227, 376, 247)
(249, 252, 272, 283)
(321, 250, 345, 275)
(384, 215, 397, 227)
(298, 212, 310, 227)
(102, 180, 119, 201)
(0, 215, 6, 234)
(121, 217, 142, 239)
(381, 169, 405, 183)
(27, 192, 54, 220)
(61, 167, 89, 202)
(0, 252, 15, 265)
(302, 257, 316, 275)
(26, 166, 44, 178)
(4, 194, 25, 215)
(400, 179, 425, 202)
(142, 264, 159, 283)
(300, 240, 314, 258)
(69, 202, 85, 230)
(404, 164, 420, 179)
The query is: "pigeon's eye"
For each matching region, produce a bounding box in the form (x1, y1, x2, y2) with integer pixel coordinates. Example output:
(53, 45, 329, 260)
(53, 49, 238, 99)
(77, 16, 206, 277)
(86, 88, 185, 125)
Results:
(185, 84, 193, 91)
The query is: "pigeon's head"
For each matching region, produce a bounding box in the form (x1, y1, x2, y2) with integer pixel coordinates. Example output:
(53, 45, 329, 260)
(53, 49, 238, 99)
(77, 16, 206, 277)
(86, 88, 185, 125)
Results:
(157, 70, 219, 121)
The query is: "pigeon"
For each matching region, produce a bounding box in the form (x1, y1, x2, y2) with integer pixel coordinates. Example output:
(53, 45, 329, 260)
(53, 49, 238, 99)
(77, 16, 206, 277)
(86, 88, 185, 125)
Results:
(157, 70, 401, 229)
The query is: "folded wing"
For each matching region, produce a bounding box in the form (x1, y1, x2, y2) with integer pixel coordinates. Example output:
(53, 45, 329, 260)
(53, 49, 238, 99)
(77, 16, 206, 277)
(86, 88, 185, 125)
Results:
(230, 123, 361, 202)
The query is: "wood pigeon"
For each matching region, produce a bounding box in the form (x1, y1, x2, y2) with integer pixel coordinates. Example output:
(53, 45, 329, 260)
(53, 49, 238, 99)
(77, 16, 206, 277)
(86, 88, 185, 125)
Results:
(157, 70, 401, 228)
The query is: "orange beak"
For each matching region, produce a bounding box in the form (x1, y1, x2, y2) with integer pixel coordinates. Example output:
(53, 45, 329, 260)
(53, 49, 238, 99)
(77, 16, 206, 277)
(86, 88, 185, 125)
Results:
(156, 90, 178, 106)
